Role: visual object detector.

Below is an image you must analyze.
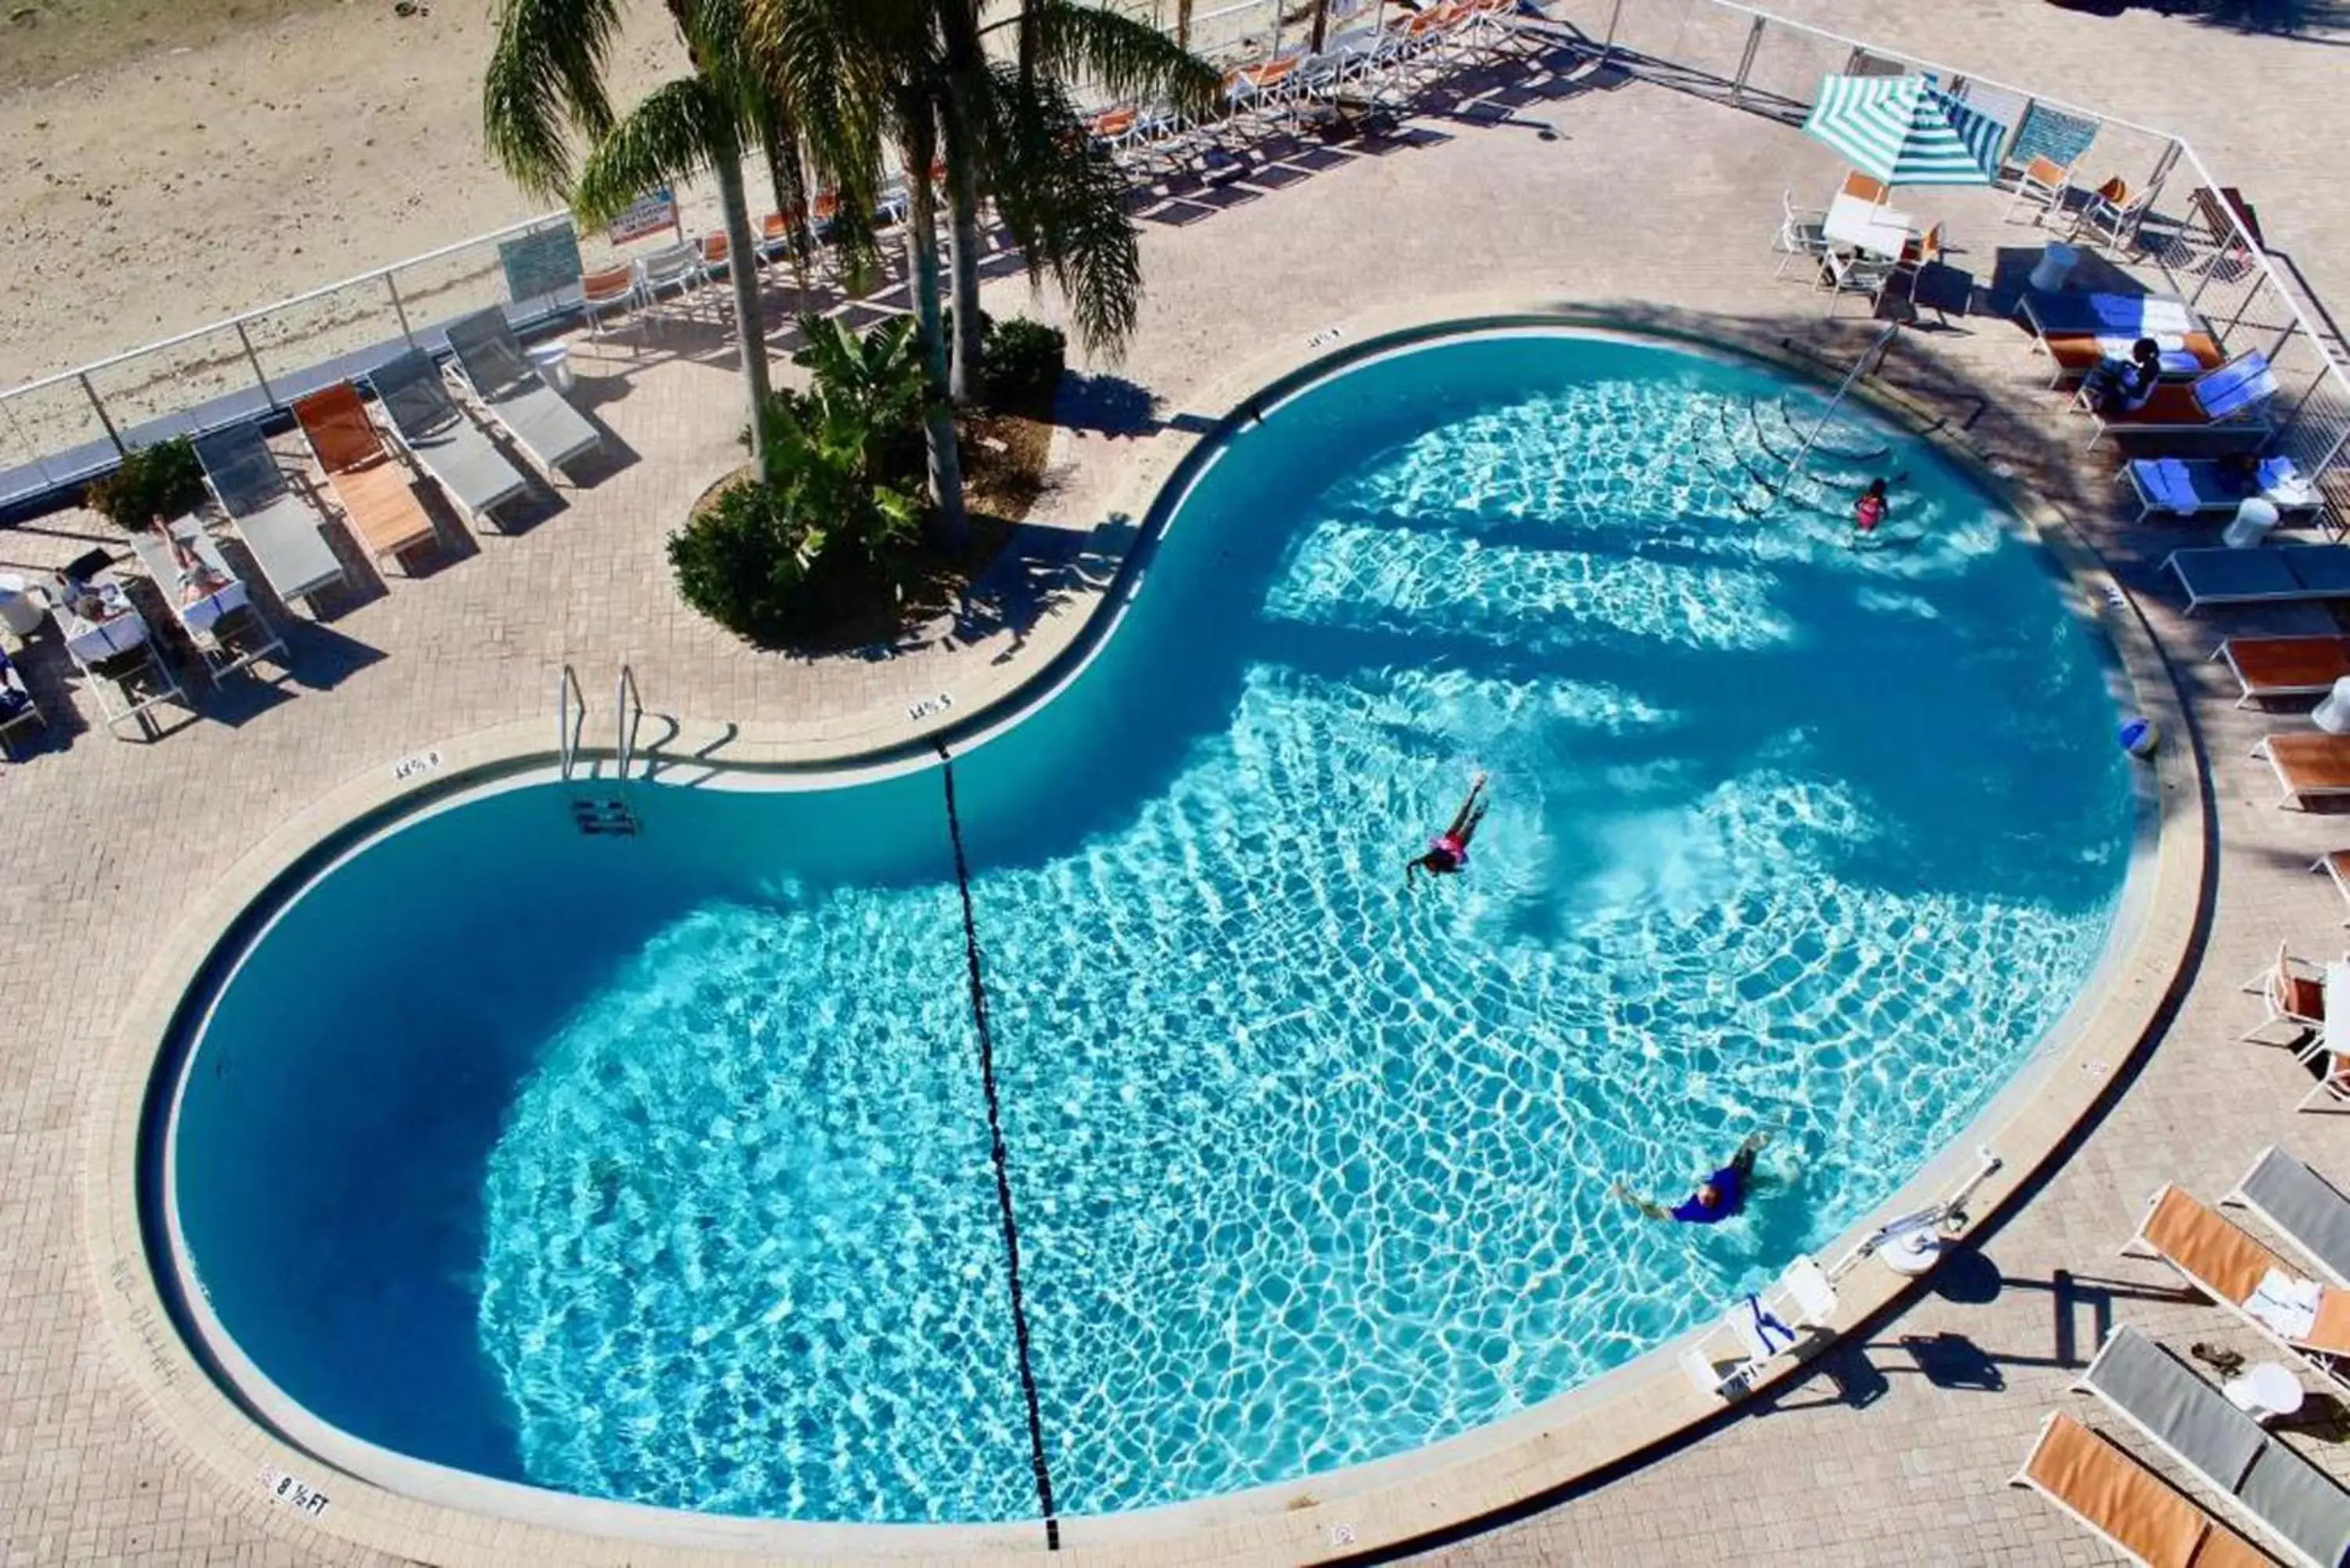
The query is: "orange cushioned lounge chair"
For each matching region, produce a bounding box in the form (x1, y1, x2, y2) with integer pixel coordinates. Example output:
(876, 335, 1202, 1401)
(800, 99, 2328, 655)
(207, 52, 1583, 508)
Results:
(291, 382, 439, 571)
(2215, 636, 2350, 709)
(2124, 1185, 2350, 1389)
(2011, 1411, 2273, 1568)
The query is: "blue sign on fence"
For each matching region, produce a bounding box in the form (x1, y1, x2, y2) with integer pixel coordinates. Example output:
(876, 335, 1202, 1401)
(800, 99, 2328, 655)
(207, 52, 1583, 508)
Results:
(608, 187, 679, 244)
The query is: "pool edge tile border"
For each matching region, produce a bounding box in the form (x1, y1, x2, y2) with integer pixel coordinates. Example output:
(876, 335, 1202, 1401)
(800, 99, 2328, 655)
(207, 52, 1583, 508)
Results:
(82, 295, 2208, 1568)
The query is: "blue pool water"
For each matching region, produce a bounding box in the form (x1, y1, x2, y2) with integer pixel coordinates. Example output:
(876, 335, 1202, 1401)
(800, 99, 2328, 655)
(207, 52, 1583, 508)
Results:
(168, 329, 2135, 1525)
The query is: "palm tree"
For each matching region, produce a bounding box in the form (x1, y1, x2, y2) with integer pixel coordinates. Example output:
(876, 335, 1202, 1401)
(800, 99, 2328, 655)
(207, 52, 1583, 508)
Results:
(484, 0, 776, 473)
(936, 1, 1220, 401)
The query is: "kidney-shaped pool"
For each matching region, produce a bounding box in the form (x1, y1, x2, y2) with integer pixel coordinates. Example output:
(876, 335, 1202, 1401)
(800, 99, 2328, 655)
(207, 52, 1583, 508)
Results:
(161, 327, 2138, 1530)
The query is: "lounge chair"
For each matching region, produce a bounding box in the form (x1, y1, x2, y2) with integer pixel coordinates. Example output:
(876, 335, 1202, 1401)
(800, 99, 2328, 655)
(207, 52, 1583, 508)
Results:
(2164, 546, 2350, 615)
(2214, 637, 2350, 708)
(2081, 352, 2278, 450)
(47, 569, 185, 738)
(291, 384, 439, 571)
(2131, 457, 2319, 523)
(2019, 289, 2204, 348)
(192, 425, 346, 612)
(2254, 735, 2350, 810)
(2012, 1411, 2271, 1568)
(0, 648, 43, 756)
(442, 309, 602, 479)
(2227, 1148, 2350, 1288)
(369, 349, 531, 529)
(1678, 1254, 1838, 1399)
(2124, 1184, 2350, 1390)
(125, 518, 284, 683)
(2076, 1324, 2350, 1568)
(2045, 331, 2225, 389)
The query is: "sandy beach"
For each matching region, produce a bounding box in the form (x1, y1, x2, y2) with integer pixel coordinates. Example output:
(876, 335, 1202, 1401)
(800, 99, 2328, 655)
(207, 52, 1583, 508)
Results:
(2, 0, 2345, 406)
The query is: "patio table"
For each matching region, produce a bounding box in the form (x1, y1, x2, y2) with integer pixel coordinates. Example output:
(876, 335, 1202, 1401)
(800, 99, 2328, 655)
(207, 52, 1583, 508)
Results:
(1824, 193, 1915, 259)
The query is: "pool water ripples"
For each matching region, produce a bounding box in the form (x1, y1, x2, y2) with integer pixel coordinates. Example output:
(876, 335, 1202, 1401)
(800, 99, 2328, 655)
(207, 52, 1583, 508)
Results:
(175, 330, 2135, 1530)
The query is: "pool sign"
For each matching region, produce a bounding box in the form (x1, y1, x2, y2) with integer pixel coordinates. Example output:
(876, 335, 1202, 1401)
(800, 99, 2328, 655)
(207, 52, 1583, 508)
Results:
(391, 748, 443, 782)
(609, 186, 680, 244)
(256, 1465, 330, 1517)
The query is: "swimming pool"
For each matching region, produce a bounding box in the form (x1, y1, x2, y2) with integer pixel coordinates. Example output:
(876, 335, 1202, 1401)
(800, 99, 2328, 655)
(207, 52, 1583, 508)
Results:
(161, 327, 2138, 1532)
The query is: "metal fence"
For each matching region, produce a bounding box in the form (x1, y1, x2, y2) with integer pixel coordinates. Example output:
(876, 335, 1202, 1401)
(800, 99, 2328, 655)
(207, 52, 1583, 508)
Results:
(5, 0, 2346, 511)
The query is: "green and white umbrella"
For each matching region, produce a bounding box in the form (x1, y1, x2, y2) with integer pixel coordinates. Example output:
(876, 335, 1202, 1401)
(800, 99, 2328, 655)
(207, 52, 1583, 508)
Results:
(1803, 74, 2005, 187)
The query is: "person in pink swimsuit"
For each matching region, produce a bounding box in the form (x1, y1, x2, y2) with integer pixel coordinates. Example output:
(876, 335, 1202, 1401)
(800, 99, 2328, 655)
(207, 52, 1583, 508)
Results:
(1407, 771, 1489, 881)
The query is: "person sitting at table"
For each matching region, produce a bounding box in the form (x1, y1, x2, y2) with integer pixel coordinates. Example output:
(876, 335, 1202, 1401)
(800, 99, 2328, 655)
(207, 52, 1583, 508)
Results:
(2087, 338, 2163, 415)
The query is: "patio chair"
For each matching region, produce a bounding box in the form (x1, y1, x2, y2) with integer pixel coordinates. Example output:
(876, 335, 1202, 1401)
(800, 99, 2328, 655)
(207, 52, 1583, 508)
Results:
(2073, 175, 2153, 252)
(290, 382, 439, 571)
(442, 308, 604, 479)
(0, 648, 44, 756)
(2317, 853, 2350, 927)
(2004, 154, 2073, 225)
(192, 425, 346, 612)
(634, 240, 705, 318)
(2075, 1324, 2350, 1568)
(2044, 331, 2225, 390)
(1821, 247, 1896, 318)
(1772, 189, 1830, 281)
(2012, 1411, 2271, 1568)
(2240, 942, 2325, 1046)
(2226, 1147, 2350, 1288)
(2081, 352, 2279, 449)
(2166, 545, 2350, 615)
(369, 349, 531, 529)
(125, 518, 284, 683)
(2255, 734, 2350, 811)
(1839, 169, 1891, 205)
(580, 265, 639, 337)
(2128, 456, 2318, 523)
(2124, 1183, 2350, 1389)
(2214, 635, 2350, 708)
(1678, 1254, 1838, 1399)
(47, 568, 185, 738)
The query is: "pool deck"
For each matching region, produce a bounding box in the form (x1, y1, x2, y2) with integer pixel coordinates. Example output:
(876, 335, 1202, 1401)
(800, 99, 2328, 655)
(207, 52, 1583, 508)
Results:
(11, 2, 2350, 1563)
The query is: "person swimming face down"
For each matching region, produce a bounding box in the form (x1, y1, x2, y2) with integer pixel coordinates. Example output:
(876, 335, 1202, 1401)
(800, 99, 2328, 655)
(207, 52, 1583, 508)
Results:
(1408, 771, 1490, 880)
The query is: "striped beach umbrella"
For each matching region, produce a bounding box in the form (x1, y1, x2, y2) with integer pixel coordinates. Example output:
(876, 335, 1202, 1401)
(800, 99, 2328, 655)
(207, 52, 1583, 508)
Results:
(1802, 74, 2005, 187)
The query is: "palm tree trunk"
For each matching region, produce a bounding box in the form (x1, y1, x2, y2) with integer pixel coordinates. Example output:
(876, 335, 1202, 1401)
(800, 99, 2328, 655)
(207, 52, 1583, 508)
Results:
(901, 105, 969, 550)
(1177, 0, 1193, 48)
(941, 108, 987, 405)
(712, 154, 774, 481)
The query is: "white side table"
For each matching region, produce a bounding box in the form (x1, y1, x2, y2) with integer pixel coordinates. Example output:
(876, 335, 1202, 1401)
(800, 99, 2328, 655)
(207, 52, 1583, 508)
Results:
(526, 341, 576, 396)
(0, 573, 42, 639)
(2224, 1360, 2305, 1423)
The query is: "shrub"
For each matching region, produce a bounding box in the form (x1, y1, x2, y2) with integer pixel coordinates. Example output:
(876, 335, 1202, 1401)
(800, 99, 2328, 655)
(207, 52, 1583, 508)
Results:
(85, 436, 204, 531)
(982, 317, 1067, 412)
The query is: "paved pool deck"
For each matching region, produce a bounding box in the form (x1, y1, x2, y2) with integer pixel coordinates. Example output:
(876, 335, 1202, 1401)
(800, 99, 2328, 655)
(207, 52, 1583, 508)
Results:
(8, 2, 2350, 1563)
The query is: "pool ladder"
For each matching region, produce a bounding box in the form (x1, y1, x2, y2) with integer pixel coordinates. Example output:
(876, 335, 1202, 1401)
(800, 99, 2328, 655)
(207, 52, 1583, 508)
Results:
(557, 662, 644, 838)
(1759, 320, 1901, 516)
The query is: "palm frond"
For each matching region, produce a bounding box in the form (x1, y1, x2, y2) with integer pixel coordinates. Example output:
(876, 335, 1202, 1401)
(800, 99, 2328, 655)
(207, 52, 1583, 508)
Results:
(483, 0, 629, 198)
(975, 63, 1144, 355)
(1003, 0, 1222, 121)
(571, 77, 743, 228)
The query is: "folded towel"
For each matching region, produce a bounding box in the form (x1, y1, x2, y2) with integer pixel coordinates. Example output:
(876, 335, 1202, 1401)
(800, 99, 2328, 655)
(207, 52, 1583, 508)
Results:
(2249, 1267, 2320, 1341)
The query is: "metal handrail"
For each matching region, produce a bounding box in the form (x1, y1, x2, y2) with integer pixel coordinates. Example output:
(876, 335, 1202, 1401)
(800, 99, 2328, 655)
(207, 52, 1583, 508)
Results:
(615, 663, 643, 783)
(1768, 320, 1899, 513)
(557, 663, 586, 781)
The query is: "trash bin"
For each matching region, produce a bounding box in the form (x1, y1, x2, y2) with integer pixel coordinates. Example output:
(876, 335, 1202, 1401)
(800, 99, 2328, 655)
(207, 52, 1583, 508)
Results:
(526, 341, 576, 396)
(2316, 677, 2350, 735)
(2224, 496, 2280, 548)
(2028, 242, 2080, 293)
(0, 573, 42, 638)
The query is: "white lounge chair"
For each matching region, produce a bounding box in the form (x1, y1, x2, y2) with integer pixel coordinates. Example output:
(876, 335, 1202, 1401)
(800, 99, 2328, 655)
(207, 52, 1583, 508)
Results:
(192, 425, 346, 612)
(2125, 456, 2320, 523)
(0, 648, 43, 756)
(46, 567, 185, 738)
(2226, 1147, 2350, 1288)
(2252, 734, 2350, 811)
(2081, 352, 2278, 450)
(125, 518, 284, 683)
(2165, 545, 2350, 614)
(2123, 1183, 2350, 1392)
(443, 309, 603, 479)
(2011, 1411, 2269, 1568)
(369, 349, 532, 529)
(2073, 1324, 2350, 1568)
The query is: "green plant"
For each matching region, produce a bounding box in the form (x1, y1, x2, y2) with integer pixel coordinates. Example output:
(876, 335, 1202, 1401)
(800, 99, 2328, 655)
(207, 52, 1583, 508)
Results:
(981, 316, 1066, 411)
(85, 436, 204, 530)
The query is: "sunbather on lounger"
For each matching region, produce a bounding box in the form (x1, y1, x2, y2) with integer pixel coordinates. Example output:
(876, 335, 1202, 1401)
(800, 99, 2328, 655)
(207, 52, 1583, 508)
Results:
(2086, 338, 2162, 414)
(166, 534, 231, 603)
(1408, 771, 1489, 881)
(1616, 1132, 1770, 1225)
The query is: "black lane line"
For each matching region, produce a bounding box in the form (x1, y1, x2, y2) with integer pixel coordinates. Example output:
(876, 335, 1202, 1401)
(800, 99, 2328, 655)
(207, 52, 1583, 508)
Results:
(937, 746, 1061, 1549)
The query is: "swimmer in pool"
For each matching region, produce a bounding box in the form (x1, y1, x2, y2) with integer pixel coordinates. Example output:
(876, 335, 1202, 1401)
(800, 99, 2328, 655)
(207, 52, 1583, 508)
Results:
(1614, 1131, 1771, 1225)
(1407, 771, 1489, 881)
(1853, 477, 1889, 536)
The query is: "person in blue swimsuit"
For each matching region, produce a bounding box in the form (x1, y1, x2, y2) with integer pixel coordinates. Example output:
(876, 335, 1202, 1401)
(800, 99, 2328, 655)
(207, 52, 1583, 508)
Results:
(1613, 1131, 1771, 1225)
